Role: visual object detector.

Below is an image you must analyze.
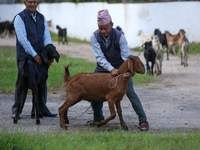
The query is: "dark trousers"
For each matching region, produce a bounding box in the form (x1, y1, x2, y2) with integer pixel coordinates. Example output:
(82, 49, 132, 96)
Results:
(92, 78, 147, 124)
(12, 60, 51, 115)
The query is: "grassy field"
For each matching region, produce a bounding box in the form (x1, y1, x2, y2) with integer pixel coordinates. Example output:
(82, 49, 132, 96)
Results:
(1, 128, 200, 150)
(0, 48, 157, 93)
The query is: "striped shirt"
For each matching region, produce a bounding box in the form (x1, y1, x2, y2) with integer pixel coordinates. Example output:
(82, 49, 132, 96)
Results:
(90, 33, 131, 72)
(14, 11, 52, 58)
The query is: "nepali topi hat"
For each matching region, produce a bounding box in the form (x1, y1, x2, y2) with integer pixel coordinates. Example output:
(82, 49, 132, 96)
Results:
(97, 9, 112, 26)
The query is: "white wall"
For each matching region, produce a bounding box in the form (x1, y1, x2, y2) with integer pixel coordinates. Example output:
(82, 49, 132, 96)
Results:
(0, 2, 199, 48)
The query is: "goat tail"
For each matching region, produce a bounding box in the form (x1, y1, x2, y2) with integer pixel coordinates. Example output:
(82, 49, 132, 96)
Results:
(64, 63, 72, 84)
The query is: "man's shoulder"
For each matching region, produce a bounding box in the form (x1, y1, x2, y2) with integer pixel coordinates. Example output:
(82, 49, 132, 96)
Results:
(113, 28, 122, 36)
(93, 29, 99, 34)
(36, 10, 45, 19)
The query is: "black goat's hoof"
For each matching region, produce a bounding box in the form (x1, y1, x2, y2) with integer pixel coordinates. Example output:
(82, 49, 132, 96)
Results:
(13, 118, 18, 124)
(39, 113, 43, 118)
(36, 119, 40, 125)
(31, 114, 35, 118)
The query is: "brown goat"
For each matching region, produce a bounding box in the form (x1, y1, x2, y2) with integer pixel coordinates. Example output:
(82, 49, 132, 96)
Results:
(178, 29, 189, 67)
(165, 31, 180, 60)
(59, 56, 145, 130)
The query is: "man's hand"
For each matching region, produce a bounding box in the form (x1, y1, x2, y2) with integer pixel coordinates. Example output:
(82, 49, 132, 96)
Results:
(111, 69, 119, 76)
(48, 59, 54, 66)
(33, 54, 42, 64)
(123, 72, 135, 80)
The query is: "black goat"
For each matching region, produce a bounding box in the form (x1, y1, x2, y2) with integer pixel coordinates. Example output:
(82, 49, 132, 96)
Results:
(142, 41, 156, 75)
(0, 21, 8, 37)
(0, 21, 15, 38)
(56, 25, 68, 45)
(6, 22, 15, 37)
(13, 44, 60, 125)
(154, 29, 168, 57)
(116, 26, 124, 35)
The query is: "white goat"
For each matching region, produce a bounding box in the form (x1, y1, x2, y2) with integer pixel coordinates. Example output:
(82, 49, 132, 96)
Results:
(137, 30, 154, 55)
(151, 35, 164, 75)
(178, 29, 189, 67)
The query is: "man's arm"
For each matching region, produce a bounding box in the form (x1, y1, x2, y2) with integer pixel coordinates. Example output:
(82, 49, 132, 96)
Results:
(90, 34, 114, 72)
(43, 16, 53, 66)
(119, 34, 131, 61)
(119, 34, 134, 79)
(14, 15, 37, 58)
(43, 16, 52, 46)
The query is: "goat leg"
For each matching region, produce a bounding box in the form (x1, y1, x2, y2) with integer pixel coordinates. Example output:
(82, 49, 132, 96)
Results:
(59, 107, 68, 129)
(31, 95, 35, 118)
(13, 103, 21, 124)
(97, 100, 116, 127)
(59, 100, 74, 129)
(14, 87, 24, 124)
(185, 56, 188, 67)
(116, 101, 128, 130)
(166, 47, 169, 60)
(35, 102, 40, 125)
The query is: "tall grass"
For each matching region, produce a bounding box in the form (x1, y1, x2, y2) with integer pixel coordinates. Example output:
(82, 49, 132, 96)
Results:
(1, 128, 200, 150)
(0, 49, 156, 93)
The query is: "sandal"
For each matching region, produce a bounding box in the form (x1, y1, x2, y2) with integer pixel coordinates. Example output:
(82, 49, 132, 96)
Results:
(86, 120, 98, 125)
(140, 122, 149, 131)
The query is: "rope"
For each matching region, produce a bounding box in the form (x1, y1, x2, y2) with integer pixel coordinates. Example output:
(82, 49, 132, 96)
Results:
(72, 103, 92, 119)
(108, 74, 123, 89)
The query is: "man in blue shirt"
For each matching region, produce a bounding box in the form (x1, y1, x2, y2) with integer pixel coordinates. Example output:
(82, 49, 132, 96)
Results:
(88, 9, 149, 131)
(12, 0, 57, 118)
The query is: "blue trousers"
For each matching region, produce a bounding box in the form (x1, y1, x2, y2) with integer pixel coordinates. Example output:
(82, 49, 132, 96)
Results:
(91, 78, 147, 124)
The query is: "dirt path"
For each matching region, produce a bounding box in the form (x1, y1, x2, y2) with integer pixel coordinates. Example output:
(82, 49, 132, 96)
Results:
(0, 37, 200, 133)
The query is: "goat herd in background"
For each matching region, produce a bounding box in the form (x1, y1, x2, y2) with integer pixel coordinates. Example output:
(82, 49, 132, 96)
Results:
(0, 19, 189, 76)
(136, 29, 189, 76)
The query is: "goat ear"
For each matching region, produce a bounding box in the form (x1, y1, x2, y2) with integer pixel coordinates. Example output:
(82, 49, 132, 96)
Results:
(55, 49, 60, 63)
(41, 50, 48, 64)
(127, 58, 134, 74)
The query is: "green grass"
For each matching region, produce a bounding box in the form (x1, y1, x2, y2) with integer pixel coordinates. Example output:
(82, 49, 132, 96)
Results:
(0, 48, 156, 93)
(1, 129, 200, 150)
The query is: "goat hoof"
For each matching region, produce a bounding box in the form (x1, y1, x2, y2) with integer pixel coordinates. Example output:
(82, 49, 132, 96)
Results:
(121, 124, 128, 130)
(62, 125, 67, 130)
(65, 120, 69, 124)
(36, 119, 40, 125)
(60, 123, 67, 130)
(13, 118, 18, 124)
(31, 114, 35, 118)
(97, 122, 103, 127)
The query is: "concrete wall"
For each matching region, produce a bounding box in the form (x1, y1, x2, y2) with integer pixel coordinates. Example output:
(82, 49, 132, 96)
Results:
(0, 2, 199, 48)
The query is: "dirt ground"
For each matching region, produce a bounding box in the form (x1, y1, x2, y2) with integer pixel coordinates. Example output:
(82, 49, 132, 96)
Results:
(0, 37, 200, 133)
